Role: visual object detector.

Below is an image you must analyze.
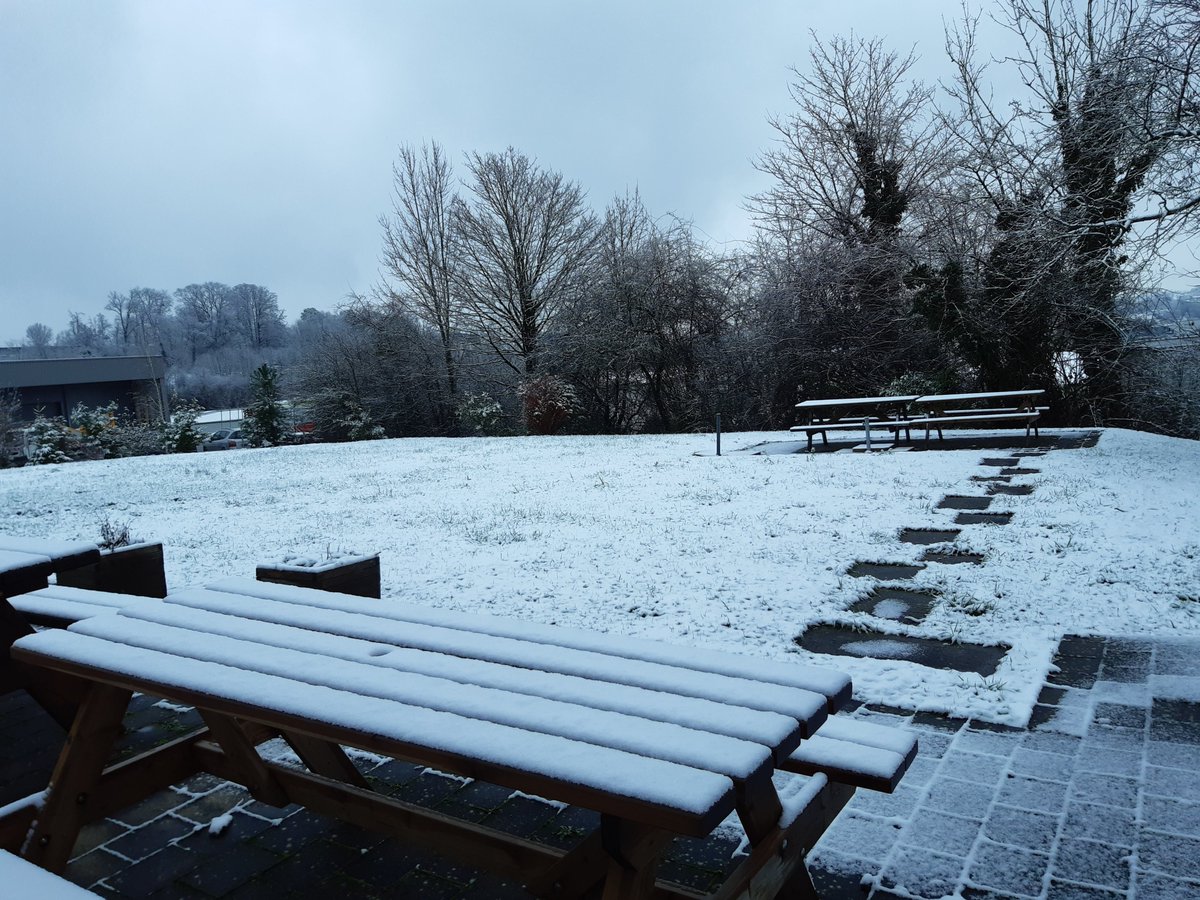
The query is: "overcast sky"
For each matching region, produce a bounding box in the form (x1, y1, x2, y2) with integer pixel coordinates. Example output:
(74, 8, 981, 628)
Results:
(1, 1, 1195, 345)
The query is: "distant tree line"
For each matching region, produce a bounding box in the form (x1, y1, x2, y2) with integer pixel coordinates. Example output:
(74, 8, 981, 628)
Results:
(17, 0, 1200, 440)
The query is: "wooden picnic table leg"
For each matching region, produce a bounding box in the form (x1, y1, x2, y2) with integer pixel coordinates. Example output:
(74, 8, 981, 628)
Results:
(598, 816, 672, 900)
(281, 730, 372, 791)
(23, 682, 131, 874)
(200, 712, 289, 807)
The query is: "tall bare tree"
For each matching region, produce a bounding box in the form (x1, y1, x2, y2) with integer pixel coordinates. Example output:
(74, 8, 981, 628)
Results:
(377, 141, 460, 401)
(453, 147, 599, 378)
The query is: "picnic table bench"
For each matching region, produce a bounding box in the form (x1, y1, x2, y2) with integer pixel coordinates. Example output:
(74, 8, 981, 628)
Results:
(3, 578, 916, 898)
(901, 390, 1045, 443)
(791, 395, 918, 451)
(0, 538, 101, 599)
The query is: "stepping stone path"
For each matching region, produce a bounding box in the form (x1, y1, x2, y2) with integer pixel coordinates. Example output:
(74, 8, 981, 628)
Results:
(802, 436, 1064, 683)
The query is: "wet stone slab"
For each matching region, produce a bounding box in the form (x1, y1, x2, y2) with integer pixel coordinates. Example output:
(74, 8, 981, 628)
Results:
(937, 495, 994, 510)
(921, 550, 985, 565)
(847, 561, 925, 580)
(796, 625, 1008, 676)
(988, 483, 1035, 496)
(980, 457, 1021, 467)
(970, 474, 1013, 484)
(899, 528, 961, 545)
(955, 511, 1013, 525)
(849, 587, 939, 624)
(1000, 467, 1041, 476)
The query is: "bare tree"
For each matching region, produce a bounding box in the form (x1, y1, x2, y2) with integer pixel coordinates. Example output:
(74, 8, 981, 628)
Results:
(24, 323, 53, 357)
(378, 142, 460, 403)
(453, 147, 599, 378)
(229, 284, 286, 349)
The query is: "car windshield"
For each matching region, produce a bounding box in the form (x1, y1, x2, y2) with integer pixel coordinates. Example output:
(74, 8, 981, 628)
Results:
(209, 430, 230, 440)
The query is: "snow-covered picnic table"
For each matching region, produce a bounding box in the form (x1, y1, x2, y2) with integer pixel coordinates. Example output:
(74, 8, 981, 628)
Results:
(791, 395, 918, 451)
(908, 389, 1046, 442)
(2, 577, 915, 898)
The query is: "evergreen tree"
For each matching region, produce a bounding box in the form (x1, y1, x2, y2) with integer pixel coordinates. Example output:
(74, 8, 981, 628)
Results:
(243, 364, 286, 447)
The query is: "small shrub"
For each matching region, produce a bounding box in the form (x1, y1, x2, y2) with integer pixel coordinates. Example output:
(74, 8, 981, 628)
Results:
(98, 516, 134, 550)
(519, 375, 576, 435)
(456, 393, 505, 436)
(27, 412, 76, 464)
(162, 398, 205, 453)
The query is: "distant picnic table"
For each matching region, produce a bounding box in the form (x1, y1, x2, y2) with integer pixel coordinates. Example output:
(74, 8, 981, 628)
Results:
(793, 389, 1046, 448)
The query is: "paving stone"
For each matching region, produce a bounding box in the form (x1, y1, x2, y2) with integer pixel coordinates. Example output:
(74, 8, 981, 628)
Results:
(1075, 745, 1142, 777)
(336, 841, 425, 889)
(818, 812, 904, 859)
(237, 800, 300, 821)
(1063, 801, 1136, 847)
(66, 847, 130, 889)
(1147, 740, 1200, 770)
(1020, 730, 1082, 756)
(808, 850, 875, 893)
(1057, 636, 1106, 660)
(1053, 838, 1132, 891)
(106, 814, 198, 862)
(910, 711, 965, 733)
(969, 840, 1049, 897)
(955, 729, 1018, 758)
(175, 810, 274, 852)
(1045, 881, 1128, 899)
(849, 587, 939, 623)
(899, 528, 961, 545)
(389, 867, 471, 899)
(364, 759, 425, 792)
(981, 804, 1058, 853)
(847, 561, 925, 580)
(979, 458, 1020, 467)
(1008, 747, 1072, 782)
(1153, 646, 1200, 676)
(896, 756, 939, 789)
(939, 750, 1009, 785)
(531, 806, 600, 850)
(900, 809, 981, 856)
(1098, 663, 1150, 684)
(478, 795, 558, 839)
(1150, 700, 1200, 745)
(249, 840, 382, 896)
(1070, 772, 1139, 809)
(110, 790, 194, 828)
(879, 846, 965, 899)
(178, 842, 281, 897)
(1029, 704, 1064, 729)
(392, 771, 464, 807)
(1143, 795, 1200, 838)
(987, 483, 1035, 496)
(923, 779, 995, 818)
(1134, 872, 1200, 899)
(1137, 831, 1200, 880)
(997, 773, 1068, 814)
(999, 467, 1040, 475)
(172, 785, 250, 825)
(937, 495, 994, 510)
(921, 550, 986, 565)
(450, 780, 515, 811)
(970, 474, 1013, 484)
(72, 818, 132, 858)
(1082, 724, 1145, 752)
(849, 784, 920, 818)
(1091, 702, 1149, 730)
(249, 809, 334, 855)
(955, 512, 1014, 526)
(1145, 764, 1200, 801)
(796, 625, 1008, 675)
(106, 845, 202, 898)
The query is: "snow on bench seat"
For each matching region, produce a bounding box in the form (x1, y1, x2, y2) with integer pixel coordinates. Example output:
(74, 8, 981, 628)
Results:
(7, 586, 153, 627)
(13, 628, 735, 836)
(203, 577, 852, 710)
(782, 716, 918, 793)
(112, 600, 805, 759)
(0, 849, 98, 898)
(0, 549, 52, 576)
(907, 411, 1039, 426)
(69, 611, 773, 782)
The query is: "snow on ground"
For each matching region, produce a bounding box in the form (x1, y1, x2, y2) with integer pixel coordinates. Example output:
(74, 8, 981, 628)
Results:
(1, 428, 1197, 726)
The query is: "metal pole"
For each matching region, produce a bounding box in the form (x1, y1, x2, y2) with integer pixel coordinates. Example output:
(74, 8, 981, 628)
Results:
(715, 414, 722, 456)
(863, 417, 871, 452)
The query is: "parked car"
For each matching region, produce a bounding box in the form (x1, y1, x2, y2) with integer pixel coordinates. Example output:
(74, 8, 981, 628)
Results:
(199, 429, 246, 451)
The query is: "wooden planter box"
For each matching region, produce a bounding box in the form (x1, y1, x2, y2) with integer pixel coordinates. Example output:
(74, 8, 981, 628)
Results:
(256, 553, 380, 599)
(57, 542, 168, 598)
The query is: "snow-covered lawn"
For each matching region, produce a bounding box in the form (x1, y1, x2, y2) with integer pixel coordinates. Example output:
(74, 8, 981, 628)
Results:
(2, 428, 1197, 726)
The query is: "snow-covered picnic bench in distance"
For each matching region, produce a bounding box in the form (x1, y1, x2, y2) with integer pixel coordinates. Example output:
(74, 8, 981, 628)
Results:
(3, 577, 916, 899)
(793, 389, 1046, 449)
